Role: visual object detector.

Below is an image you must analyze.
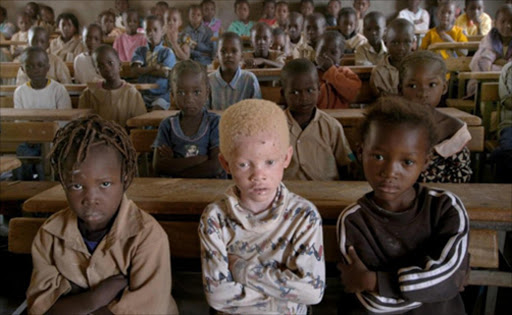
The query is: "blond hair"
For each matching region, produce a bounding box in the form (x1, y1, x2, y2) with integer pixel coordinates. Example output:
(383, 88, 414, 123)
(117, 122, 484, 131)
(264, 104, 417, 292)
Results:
(219, 99, 289, 158)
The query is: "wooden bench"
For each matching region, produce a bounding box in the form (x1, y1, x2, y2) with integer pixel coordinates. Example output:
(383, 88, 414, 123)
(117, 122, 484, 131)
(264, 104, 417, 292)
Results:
(428, 41, 481, 52)
(0, 108, 93, 121)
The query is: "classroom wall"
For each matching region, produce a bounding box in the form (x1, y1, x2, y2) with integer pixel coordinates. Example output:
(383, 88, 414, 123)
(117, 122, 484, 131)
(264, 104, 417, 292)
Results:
(1, 0, 506, 31)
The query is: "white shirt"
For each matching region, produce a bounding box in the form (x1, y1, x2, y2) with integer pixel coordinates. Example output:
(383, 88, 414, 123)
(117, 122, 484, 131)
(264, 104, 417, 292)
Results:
(14, 79, 71, 109)
(398, 8, 430, 32)
(73, 52, 103, 84)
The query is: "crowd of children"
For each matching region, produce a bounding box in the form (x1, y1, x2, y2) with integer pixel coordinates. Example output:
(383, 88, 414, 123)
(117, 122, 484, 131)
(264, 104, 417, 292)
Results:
(0, 0, 511, 313)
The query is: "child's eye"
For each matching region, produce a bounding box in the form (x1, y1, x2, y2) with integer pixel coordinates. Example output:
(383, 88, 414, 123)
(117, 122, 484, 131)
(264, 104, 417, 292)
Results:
(194, 90, 201, 96)
(70, 184, 83, 190)
(238, 162, 248, 168)
(407, 84, 417, 89)
(266, 160, 275, 166)
(430, 82, 438, 88)
(307, 88, 316, 93)
(177, 91, 185, 96)
(101, 182, 112, 188)
(291, 90, 299, 95)
(374, 154, 384, 160)
(404, 160, 414, 166)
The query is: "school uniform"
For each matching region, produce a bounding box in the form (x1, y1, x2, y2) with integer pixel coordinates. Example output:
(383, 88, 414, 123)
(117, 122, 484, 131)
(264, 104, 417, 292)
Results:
(16, 53, 72, 85)
(420, 26, 468, 59)
(369, 55, 400, 96)
(199, 183, 325, 313)
(49, 35, 87, 62)
(284, 108, 355, 181)
(113, 33, 147, 62)
(227, 20, 255, 37)
(317, 65, 362, 109)
(342, 31, 368, 54)
(354, 40, 388, 66)
(291, 39, 316, 62)
(242, 50, 286, 67)
(14, 79, 71, 109)
(73, 52, 103, 84)
(398, 8, 430, 32)
(455, 12, 492, 36)
(10, 30, 28, 55)
(182, 24, 214, 66)
(208, 66, 262, 110)
(27, 195, 178, 315)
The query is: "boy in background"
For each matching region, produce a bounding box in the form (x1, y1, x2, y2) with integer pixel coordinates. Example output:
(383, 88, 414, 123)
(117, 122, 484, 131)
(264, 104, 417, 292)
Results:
(259, 0, 277, 27)
(326, 0, 342, 26)
(355, 11, 387, 66)
(288, 12, 304, 52)
(11, 12, 33, 59)
(114, 0, 129, 30)
(455, 0, 492, 36)
(113, 9, 147, 62)
(243, 22, 285, 68)
(183, 5, 214, 66)
(276, 1, 290, 30)
(300, 0, 315, 17)
(353, 0, 370, 33)
(292, 13, 326, 62)
(338, 7, 368, 53)
(74, 23, 104, 84)
(227, 0, 255, 37)
(398, 0, 431, 33)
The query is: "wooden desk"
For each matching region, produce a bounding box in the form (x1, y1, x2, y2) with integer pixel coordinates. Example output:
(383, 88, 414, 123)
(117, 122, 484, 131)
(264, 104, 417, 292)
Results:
(0, 83, 159, 94)
(458, 72, 501, 81)
(22, 178, 512, 225)
(0, 156, 21, 173)
(467, 35, 484, 42)
(0, 40, 27, 47)
(0, 108, 93, 121)
(428, 41, 480, 51)
(0, 61, 133, 79)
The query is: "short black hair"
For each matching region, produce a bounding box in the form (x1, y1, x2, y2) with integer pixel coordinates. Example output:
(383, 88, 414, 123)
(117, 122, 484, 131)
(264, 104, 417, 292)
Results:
(465, 0, 483, 6)
(99, 9, 116, 20)
(496, 4, 512, 20)
(170, 60, 209, 93)
(83, 23, 103, 38)
(28, 26, 49, 44)
(364, 11, 385, 25)
(201, 0, 216, 7)
(40, 5, 54, 15)
(301, 0, 314, 4)
(93, 44, 121, 65)
(56, 13, 80, 31)
(251, 22, 272, 35)
(20, 46, 49, 65)
(360, 96, 437, 150)
(145, 14, 164, 27)
(385, 18, 415, 40)
(188, 4, 202, 14)
(338, 7, 357, 20)
(281, 58, 318, 88)
(264, 0, 276, 6)
(398, 50, 447, 84)
(306, 12, 327, 27)
(219, 31, 242, 50)
(317, 30, 345, 51)
(272, 27, 286, 37)
(234, 0, 249, 9)
(156, 1, 169, 8)
(0, 6, 6, 17)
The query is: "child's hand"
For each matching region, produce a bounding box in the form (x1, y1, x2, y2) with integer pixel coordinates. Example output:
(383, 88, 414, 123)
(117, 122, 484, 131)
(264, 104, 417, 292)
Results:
(438, 30, 455, 42)
(316, 54, 335, 72)
(91, 274, 128, 308)
(243, 58, 255, 68)
(166, 25, 179, 43)
(338, 246, 377, 293)
(157, 145, 174, 159)
(414, 18, 423, 25)
(253, 58, 266, 67)
(68, 281, 84, 295)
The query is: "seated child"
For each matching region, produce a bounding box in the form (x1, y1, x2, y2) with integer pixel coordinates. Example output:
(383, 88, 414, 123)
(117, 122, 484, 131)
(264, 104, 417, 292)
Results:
(455, 0, 491, 36)
(99, 9, 123, 38)
(0, 6, 16, 40)
(316, 31, 362, 109)
(243, 22, 285, 68)
(39, 5, 56, 34)
(300, 0, 315, 17)
(24, 2, 40, 25)
(79, 45, 146, 127)
(115, 0, 129, 30)
(281, 59, 355, 180)
(183, 5, 214, 66)
(353, 0, 371, 33)
(259, 0, 277, 27)
(227, 0, 255, 37)
(199, 99, 325, 313)
(420, 0, 468, 59)
(326, 0, 342, 26)
(399, 50, 472, 182)
(50, 13, 87, 62)
(370, 18, 415, 96)
(202, 0, 222, 53)
(154, 1, 169, 20)
(292, 13, 326, 62)
(355, 11, 388, 66)
(16, 26, 72, 85)
(208, 32, 261, 110)
(11, 12, 32, 59)
(337, 96, 469, 314)
(74, 23, 104, 84)
(288, 11, 304, 52)
(113, 8, 147, 62)
(153, 60, 223, 178)
(163, 8, 191, 61)
(338, 7, 368, 54)
(132, 15, 176, 111)
(26, 115, 178, 314)
(398, 0, 431, 33)
(275, 1, 290, 30)
(272, 27, 290, 56)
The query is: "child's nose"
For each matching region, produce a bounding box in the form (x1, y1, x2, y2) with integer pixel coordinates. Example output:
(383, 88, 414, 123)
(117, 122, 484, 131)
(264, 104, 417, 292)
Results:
(381, 161, 399, 178)
(251, 166, 266, 181)
(82, 188, 100, 206)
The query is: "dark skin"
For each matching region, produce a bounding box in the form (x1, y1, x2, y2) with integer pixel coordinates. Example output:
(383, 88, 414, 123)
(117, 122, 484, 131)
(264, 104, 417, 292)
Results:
(218, 37, 243, 83)
(288, 13, 304, 44)
(235, 2, 250, 24)
(316, 37, 344, 72)
(246, 26, 283, 68)
(282, 71, 319, 129)
(305, 15, 326, 48)
(363, 16, 386, 53)
(95, 49, 123, 90)
(384, 26, 415, 68)
(29, 29, 50, 50)
(153, 72, 222, 178)
(22, 51, 50, 89)
(436, 3, 468, 56)
(59, 18, 77, 43)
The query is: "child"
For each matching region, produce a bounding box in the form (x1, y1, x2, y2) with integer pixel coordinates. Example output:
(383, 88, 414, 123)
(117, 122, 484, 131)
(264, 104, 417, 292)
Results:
(113, 9, 147, 62)
(153, 60, 223, 178)
(227, 0, 255, 37)
(272, 27, 290, 56)
(99, 9, 123, 38)
(259, 0, 277, 27)
(10, 13, 32, 59)
(202, 0, 222, 42)
(24, 2, 40, 26)
(50, 13, 86, 62)
(338, 7, 368, 54)
(183, 5, 214, 66)
(16, 26, 72, 85)
(398, 0, 431, 33)
(399, 50, 472, 182)
(353, 0, 370, 33)
(316, 31, 362, 109)
(199, 99, 325, 313)
(208, 32, 262, 110)
(132, 15, 176, 111)
(300, 0, 315, 17)
(288, 11, 304, 52)
(0, 6, 15, 40)
(275, 1, 290, 30)
(243, 22, 285, 68)
(337, 96, 469, 314)
(455, 0, 492, 36)
(355, 11, 388, 66)
(163, 8, 191, 61)
(292, 13, 326, 62)
(115, 0, 129, 30)
(370, 18, 415, 96)
(79, 45, 146, 127)
(26, 115, 178, 314)
(74, 24, 104, 84)
(420, 1, 468, 59)
(326, 0, 342, 26)
(281, 59, 355, 180)
(154, 1, 169, 20)
(39, 5, 56, 34)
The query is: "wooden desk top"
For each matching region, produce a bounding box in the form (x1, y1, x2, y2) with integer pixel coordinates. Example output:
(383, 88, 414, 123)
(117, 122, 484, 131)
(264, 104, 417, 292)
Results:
(458, 72, 501, 81)
(0, 156, 21, 173)
(428, 41, 480, 51)
(0, 83, 159, 93)
(0, 40, 27, 47)
(126, 107, 481, 128)
(0, 108, 93, 121)
(22, 178, 512, 223)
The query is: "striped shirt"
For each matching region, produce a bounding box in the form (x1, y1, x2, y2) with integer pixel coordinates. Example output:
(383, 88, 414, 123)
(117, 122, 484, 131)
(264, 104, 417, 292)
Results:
(207, 67, 262, 110)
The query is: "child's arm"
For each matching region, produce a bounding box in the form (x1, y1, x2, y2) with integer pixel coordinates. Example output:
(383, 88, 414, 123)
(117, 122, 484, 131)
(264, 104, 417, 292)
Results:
(437, 30, 468, 56)
(321, 65, 362, 103)
(245, 57, 284, 69)
(131, 63, 169, 78)
(193, 29, 214, 55)
(55, 84, 72, 109)
(153, 145, 209, 176)
(173, 147, 223, 178)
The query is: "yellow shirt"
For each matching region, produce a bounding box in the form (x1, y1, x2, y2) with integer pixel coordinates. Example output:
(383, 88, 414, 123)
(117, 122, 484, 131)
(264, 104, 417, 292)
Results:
(455, 13, 492, 36)
(27, 195, 178, 315)
(420, 26, 468, 59)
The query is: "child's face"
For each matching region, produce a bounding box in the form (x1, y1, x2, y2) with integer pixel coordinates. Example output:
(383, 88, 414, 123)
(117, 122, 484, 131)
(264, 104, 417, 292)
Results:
(155, 4, 167, 18)
(466, 1, 484, 22)
(496, 9, 512, 40)
(407, 0, 421, 11)
(189, 8, 203, 28)
(361, 121, 429, 212)
(96, 50, 121, 82)
(202, 2, 216, 22)
(305, 17, 325, 46)
(288, 15, 303, 41)
(235, 3, 250, 21)
(166, 11, 182, 29)
(219, 134, 292, 213)
(328, 1, 341, 17)
(59, 18, 77, 40)
(174, 72, 208, 117)
(353, 0, 370, 16)
(125, 11, 139, 35)
(251, 27, 273, 55)
(284, 72, 319, 115)
(40, 8, 54, 23)
(115, 0, 129, 13)
(85, 27, 102, 53)
(300, 2, 314, 17)
(436, 2, 456, 30)
(316, 38, 343, 67)
(62, 144, 124, 233)
(363, 17, 386, 47)
(385, 28, 415, 61)
(145, 19, 164, 46)
(30, 30, 50, 50)
(219, 37, 242, 72)
(400, 64, 447, 107)
(263, 2, 276, 19)
(18, 15, 31, 32)
(338, 14, 357, 36)
(23, 51, 50, 81)
(276, 4, 289, 24)
(25, 3, 38, 20)
(101, 14, 115, 35)
(272, 34, 287, 52)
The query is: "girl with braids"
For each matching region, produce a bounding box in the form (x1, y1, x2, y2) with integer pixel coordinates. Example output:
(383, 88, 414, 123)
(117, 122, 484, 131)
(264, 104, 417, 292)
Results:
(27, 115, 178, 315)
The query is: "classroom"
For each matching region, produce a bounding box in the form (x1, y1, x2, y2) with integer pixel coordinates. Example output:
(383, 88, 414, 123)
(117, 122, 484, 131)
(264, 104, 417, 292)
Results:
(0, 0, 511, 314)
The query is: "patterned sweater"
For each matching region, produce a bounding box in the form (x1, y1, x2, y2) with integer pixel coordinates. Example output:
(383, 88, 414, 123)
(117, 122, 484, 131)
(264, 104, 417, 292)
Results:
(198, 184, 325, 314)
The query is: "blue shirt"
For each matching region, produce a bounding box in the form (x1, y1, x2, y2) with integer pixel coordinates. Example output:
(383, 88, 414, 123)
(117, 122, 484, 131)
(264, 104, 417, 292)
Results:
(132, 41, 176, 101)
(183, 24, 214, 65)
(208, 67, 262, 110)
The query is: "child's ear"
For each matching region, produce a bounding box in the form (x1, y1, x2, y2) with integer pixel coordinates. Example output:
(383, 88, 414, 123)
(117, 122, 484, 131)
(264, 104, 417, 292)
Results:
(283, 145, 294, 168)
(218, 153, 231, 174)
(442, 79, 448, 95)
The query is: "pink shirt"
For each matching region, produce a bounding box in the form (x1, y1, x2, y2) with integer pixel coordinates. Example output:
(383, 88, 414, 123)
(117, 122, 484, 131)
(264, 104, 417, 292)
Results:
(113, 33, 147, 62)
